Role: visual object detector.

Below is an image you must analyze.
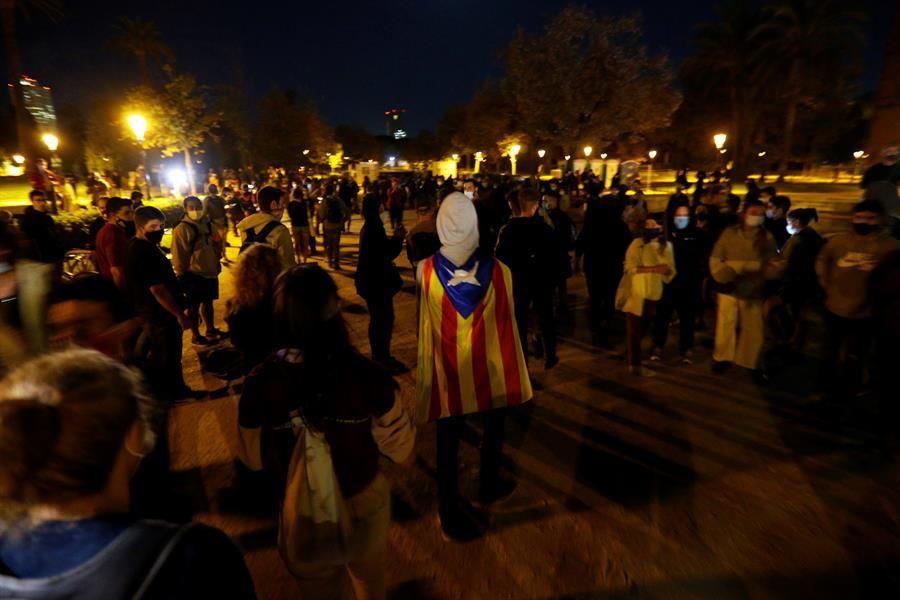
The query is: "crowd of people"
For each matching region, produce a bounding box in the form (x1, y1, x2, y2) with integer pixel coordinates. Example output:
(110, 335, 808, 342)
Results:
(0, 144, 898, 598)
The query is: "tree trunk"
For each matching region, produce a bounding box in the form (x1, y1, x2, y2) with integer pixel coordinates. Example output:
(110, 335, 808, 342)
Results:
(137, 50, 150, 87)
(1, 1, 33, 162)
(183, 146, 196, 195)
(778, 61, 801, 183)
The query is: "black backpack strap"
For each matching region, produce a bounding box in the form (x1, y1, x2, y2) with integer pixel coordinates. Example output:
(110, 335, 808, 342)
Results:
(255, 220, 282, 242)
(132, 522, 198, 599)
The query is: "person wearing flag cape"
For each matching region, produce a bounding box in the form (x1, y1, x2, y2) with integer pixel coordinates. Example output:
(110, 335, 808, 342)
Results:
(416, 192, 533, 542)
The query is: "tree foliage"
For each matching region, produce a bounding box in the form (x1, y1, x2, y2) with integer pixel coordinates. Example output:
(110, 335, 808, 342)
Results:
(251, 87, 334, 167)
(504, 6, 680, 152)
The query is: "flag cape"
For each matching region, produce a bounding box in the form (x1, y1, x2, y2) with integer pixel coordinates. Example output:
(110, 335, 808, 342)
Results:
(416, 251, 532, 422)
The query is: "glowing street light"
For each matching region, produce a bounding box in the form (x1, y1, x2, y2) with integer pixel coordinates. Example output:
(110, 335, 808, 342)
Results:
(12, 154, 24, 165)
(564, 155, 571, 161)
(302, 149, 310, 156)
(451, 153, 459, 161)
(600, 152, 608, 160)
(713, 133, 727, 150)
(852, 150, 865, 179)
(128, 114, 147, 142)
(647, 149, 658, 189)
(852, 150, 864, 160)
(42, 133, 59, 152)
(583, 145, 593, 158)
(509, 144, 521, 175)
(168, 168, 187, 194)
(537, 149, 546, 159)
(758, 151, 767, 158)
(474, 151, 483, 174)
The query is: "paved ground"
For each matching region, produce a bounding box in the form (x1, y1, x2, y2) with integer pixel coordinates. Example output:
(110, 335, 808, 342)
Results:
(170, 211, 900, 600)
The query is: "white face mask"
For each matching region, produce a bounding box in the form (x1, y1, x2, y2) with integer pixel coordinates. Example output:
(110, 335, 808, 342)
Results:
(187, 209, 202, 221)
(787, 224, 799, 236)
(674, 216, 690, 230)
(745, 215, 765, 227)
(464, 190, 474, 200)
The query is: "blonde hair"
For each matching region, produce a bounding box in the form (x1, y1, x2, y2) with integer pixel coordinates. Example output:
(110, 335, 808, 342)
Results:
(233, 244, 282, 308)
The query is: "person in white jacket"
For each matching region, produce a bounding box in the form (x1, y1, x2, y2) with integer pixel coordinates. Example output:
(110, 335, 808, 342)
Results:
(618, 215, 676, 375)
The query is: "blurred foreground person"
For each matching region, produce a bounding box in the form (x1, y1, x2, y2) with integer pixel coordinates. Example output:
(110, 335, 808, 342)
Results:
(227, 244, 282, 368)
(0, 350, 255, 598)
(238, 265, 414, 600)
(417, 192, 532, 542)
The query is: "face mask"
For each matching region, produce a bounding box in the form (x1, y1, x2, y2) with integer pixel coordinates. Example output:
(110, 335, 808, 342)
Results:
(786, 224, 799, 236)
(187, 209, 202, 221)
(766, 208, 777, 219)
(464, 191, 474, 200)
(745, 215, 764, 227)
(852, 222, 877, 236)
(146, 230, 164, 245)
(674, 216, 690, 230)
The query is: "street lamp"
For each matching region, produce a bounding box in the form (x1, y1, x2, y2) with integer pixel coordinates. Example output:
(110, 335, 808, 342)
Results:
(128, 114, 150, 199)
(599, 152, 608, 184)
(583, 145, 593, 158)
(536, 149, 546, 175)
(758, 151, 767, 158)
(41, 134, 60, 213)
(474, 151, 483, 174)
(302, 149, 310, 156)
(647, 149, 657, 189)
(451, 153, 459, 161)
(537, 149, 546, 158)
(713, 133, 727, 151)
(600, 152, 607, 160)
(509, 143, 521, 175)
(853, 150, 864, 180)
(12, 154, 24, 165)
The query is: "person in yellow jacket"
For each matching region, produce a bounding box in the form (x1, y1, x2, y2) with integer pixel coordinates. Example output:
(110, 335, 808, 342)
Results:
(617, 215, 676, 375)
(709, 199, 777, 379)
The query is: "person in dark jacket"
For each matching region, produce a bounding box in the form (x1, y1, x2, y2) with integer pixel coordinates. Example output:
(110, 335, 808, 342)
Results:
(765, 194, 792, 251)
(651, 199, 706, 363)
(546, 191, 576, 314)
(356, 193, 408, 374)
(0, 350, 256, 599)
(576, 190, 632, 336)
(21, 190, 63, 265)
(495, 188, 559, 369)
(776, 208, 825, 352)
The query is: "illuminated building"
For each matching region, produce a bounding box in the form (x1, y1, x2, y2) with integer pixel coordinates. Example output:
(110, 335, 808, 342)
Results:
(384, 107, 407, 140)
(19, 75, 57, 133)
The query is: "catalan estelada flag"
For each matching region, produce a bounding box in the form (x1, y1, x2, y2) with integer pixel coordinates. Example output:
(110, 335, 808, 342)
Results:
(416, 249, 532, 422)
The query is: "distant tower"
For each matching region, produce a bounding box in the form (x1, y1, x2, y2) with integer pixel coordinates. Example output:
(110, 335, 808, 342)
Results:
(384, 108, 407, 140)
(867, 5, 900, 159)
(19, 75, 57, 135)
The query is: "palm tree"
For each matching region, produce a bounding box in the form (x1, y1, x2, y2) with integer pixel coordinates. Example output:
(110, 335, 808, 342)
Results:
(110, 17, 173, 86)
(686, 0, 770, 176)
(754, 0, 864, 181)
(0, 0, 62, 156)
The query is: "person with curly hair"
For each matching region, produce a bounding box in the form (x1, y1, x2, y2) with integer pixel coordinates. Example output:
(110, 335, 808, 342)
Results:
(226, 244, 283, 368)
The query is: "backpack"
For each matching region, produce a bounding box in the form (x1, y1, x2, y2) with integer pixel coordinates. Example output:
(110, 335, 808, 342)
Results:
(239, 220, 282, 254)
(324, 198, 344, 224)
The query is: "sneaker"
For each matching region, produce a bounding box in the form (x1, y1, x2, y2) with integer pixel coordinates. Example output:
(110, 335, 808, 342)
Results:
(439, 512, 482, 543)
(191, 335, 212, 346)
(544, 354, 559, 370)
(680, 353, 694, 366)
(649, 348, 662, 362)
(478, 479, 517, 507)
(712, 360, 732, 374)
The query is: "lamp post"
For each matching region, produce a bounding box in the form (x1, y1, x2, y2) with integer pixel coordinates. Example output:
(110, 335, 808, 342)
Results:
(852, 150, 864, 180)
(509, 144, 521, 176)
(451, 153, 459, 179)
(713, 133, 727, 171)
(474, 151, 483, 174)
(537, 148, 546, 175)
(128, 114, 150, 199)
(647, 149, 657, 190)
(41, 133, 60, 214)
(599, 152, 608, 185)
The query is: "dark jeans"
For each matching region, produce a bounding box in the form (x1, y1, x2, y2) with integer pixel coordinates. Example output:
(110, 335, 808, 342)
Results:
(822, 311, 874, 401)
(389, 205, 404, 231)
(652, 284, 697, 355)
(626, 301, 656, 368)
(365, 291, 395, 362)
(323, 225, 342, 267)
(135, 320, 186, 403)
(436, 408, 507, 523)
(514, 286, 556, 362)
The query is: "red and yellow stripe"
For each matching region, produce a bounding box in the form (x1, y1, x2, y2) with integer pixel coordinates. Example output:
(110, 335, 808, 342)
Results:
(416, 256, 532, 422)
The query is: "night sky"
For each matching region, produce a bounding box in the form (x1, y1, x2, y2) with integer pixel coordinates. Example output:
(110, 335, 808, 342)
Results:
(12, 0, 897, 135)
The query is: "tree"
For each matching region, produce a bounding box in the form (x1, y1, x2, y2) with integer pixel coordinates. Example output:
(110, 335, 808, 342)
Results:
(504, 6, 680, 155)
(685, 0, 770, 175)
(0, 0, 62, 160)
(754, 0, 864, 180)
(251, 87, 333, 168)
(126, 67, 219, 194)
(334, 124, 381, 161)
(110, 17, 174, 86)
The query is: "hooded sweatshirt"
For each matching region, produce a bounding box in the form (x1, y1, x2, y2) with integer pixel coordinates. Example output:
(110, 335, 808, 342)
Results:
(709, 224, 777, 299)
(815, 231, 900, 319)
(236, 211, 295, 271)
